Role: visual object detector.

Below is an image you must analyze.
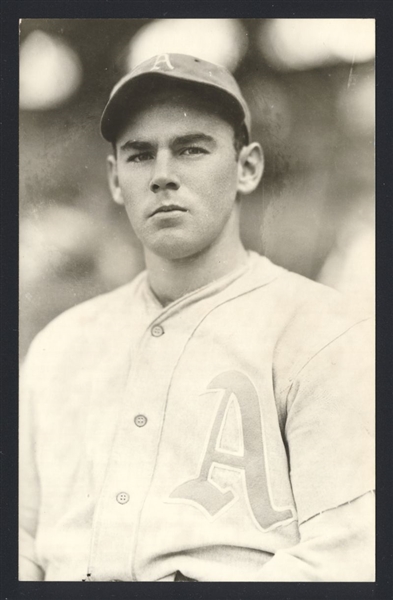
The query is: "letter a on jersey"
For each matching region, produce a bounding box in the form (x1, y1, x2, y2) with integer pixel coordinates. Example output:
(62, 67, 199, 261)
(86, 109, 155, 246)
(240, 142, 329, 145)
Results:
(169, 371, 295, 531)
(150, 54, 175, 71)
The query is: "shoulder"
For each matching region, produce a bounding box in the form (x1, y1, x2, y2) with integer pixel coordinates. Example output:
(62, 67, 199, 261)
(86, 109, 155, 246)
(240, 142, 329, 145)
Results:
(25, 272, 146, 364)
(277, 267, 372, 349)
(247, 253, 373, 389)
(249, 251, 370, 326)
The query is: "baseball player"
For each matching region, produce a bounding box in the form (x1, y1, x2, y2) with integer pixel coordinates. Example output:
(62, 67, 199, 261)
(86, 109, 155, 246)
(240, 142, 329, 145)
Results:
(19, 53, 375, 582)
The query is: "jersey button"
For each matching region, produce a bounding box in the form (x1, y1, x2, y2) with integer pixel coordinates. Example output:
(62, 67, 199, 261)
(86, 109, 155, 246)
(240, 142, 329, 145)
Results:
(116, 492, 129, 504)
(151, 324, 164, 337)
(134, 414, 147, 427)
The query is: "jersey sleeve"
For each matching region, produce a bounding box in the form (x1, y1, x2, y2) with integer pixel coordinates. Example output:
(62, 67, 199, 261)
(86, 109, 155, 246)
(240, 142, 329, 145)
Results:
(284, 317, 374, 525)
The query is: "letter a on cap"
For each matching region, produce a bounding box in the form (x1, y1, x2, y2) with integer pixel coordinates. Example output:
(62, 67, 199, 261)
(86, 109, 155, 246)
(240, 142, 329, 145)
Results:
(150, 54, 175, 71)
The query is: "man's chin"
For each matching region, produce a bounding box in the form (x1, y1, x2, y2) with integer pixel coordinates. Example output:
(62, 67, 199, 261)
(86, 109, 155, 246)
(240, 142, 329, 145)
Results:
(145, 236, 204, 262)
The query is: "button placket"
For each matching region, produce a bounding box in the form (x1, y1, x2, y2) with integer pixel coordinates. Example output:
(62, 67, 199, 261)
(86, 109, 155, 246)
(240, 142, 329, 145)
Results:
(89, 308, 202, 580)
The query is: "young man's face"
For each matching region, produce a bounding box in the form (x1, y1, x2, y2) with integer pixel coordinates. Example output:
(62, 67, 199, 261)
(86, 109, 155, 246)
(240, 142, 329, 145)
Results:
(108, 90, 246, 260)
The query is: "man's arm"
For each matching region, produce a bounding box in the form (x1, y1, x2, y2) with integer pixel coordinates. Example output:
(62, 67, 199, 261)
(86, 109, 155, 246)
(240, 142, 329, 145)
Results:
(263, 316, 375, 582)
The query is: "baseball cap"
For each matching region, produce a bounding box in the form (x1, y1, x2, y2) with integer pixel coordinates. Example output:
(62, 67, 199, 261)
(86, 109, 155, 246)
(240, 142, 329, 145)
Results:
(100, 53, 251, 144)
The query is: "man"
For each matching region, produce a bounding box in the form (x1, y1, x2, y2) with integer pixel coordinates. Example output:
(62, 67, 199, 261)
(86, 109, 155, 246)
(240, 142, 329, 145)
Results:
(19, 53, 375, 582)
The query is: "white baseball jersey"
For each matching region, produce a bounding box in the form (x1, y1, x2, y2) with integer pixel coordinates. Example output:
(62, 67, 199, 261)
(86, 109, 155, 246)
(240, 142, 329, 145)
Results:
(19, 252, 375, 581)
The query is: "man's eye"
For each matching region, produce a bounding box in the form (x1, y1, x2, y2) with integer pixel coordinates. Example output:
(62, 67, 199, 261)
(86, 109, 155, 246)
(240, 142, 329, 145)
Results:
(127, 152, 153, 163)
(181, 147, 208, 156)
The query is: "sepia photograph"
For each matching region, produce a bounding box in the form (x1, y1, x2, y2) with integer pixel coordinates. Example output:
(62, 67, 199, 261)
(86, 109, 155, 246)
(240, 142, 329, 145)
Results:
(18, 17, 375, 584)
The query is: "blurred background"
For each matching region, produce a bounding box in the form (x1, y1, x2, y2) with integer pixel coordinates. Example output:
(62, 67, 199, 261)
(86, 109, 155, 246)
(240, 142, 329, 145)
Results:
(19, 18, 375, 360)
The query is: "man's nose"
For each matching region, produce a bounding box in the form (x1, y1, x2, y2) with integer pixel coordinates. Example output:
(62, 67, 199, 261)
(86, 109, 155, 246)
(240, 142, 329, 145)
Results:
(149, 152, 180, 193)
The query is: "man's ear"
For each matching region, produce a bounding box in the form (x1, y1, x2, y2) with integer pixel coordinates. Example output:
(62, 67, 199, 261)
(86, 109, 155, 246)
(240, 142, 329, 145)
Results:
(237, 142, 264, 196)
(107, 155, 124, 206)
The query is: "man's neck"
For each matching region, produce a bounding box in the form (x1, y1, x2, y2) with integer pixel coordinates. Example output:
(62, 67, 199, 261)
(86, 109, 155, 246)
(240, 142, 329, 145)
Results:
(145, 233, 248, 308)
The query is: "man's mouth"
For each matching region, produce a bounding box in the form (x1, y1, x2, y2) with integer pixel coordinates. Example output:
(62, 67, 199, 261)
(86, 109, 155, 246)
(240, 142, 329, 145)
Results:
(150, 205, 187, 217)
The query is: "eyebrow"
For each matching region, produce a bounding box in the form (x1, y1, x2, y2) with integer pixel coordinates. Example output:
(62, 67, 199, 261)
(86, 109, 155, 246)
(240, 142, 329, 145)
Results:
(173, 133, 216, 146)
(119, 133, 216, 153)
(119, 140, 152, 153)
